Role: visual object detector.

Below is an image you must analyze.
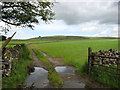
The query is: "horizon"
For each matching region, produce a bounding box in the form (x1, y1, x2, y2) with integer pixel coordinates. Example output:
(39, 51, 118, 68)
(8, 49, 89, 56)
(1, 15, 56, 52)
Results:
(0, 1, 119, 39)
(10, 35, 119, 40)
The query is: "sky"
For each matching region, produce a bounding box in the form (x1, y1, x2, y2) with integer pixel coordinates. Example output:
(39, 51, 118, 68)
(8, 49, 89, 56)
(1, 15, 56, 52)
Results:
(0, 0, 119, 39)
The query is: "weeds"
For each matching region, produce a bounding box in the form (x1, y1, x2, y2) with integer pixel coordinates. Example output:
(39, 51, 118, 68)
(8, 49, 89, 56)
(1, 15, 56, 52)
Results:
(2, 44, 32, 88)
(90, 65, 120, 88)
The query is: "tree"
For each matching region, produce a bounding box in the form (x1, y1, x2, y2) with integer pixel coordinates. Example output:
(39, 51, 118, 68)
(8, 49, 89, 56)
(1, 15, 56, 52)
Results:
(0, 35, 6, 41)
(0, 1, 55, 33)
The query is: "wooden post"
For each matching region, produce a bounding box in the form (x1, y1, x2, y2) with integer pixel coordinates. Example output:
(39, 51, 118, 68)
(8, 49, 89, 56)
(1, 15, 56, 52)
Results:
(117, 58, 120, 87)
(91, 52, 95, 66)
(1, 32, 16, 57)
(2, 32, 16, 49)
(88, 47, 92, 74)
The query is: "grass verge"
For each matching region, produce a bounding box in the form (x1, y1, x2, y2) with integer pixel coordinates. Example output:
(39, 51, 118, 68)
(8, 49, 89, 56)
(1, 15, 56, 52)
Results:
(89, 65, 120, 88)
(33, 49, 63, 88)
(2, 44, 32, 88)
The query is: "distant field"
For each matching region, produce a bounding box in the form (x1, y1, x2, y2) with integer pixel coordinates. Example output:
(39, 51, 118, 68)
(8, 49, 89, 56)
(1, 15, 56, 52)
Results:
(0, 39, 49, 48)
(28, 39, 118, 73)
(1, 36, 118, 44)
(9, 39, 49, 44)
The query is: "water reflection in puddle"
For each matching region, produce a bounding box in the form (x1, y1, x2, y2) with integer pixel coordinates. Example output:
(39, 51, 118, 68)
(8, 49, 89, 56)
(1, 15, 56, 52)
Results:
(55, 66, 86, 88)
(55, 66, 75, 75)
(24, 67, 49, 88)
(24, 66, 86, 88)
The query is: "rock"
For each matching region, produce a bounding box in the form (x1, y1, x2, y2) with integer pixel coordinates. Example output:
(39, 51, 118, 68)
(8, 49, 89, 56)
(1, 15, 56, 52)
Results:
(93, 49, 120, 65)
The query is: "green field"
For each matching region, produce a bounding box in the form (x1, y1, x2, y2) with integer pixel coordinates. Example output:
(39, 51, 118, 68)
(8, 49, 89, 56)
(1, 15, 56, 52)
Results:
(9, 39, 49, 44)
(29, 39, 118, 73)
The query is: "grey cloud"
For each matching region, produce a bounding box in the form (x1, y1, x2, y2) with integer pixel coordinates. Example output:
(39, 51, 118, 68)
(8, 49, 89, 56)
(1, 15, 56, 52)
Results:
(53, 2, 118, 25)
(118, 1, 120, 24)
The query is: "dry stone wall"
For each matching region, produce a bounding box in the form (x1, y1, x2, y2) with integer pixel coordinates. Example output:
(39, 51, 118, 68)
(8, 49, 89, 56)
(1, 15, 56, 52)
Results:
(92, 49, 120, 66)
(88, 48, 120, 88)
(1, 44, 23, 77)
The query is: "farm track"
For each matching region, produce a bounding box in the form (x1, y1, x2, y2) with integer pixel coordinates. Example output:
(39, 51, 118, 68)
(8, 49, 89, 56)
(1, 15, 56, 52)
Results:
(38, 50, 67, 67)
(24, 47, 112, 88)
(30, 49, 47, 70)
(38, 50, 111, 88)
(24, 49, 53, 88)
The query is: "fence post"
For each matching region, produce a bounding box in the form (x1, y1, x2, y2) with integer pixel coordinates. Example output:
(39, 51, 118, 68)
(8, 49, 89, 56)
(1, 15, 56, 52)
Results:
(88, 47, 92, 74)
(117, 58, 120, 87)
(1, 32, 16, 58)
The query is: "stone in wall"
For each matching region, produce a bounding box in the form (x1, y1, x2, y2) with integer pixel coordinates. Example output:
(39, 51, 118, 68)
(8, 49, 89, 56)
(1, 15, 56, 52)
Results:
(93, 49, 120, 66)
(2, 44, 23, 77)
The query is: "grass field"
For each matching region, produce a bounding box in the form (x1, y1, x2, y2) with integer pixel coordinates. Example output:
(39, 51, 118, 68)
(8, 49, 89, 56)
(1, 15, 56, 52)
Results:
(28, 39, 118, 73)
(9, 39, 49, 44)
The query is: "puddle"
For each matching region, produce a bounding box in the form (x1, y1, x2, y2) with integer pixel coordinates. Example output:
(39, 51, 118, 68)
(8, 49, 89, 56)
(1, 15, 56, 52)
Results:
(24, 66, 86, 88)
(55, 66, 86, 88)
(55, 66, 75, 75)
(24, 67, 49, 88)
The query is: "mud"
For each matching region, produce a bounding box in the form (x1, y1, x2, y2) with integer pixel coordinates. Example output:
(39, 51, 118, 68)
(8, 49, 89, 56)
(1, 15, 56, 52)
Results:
(30, 49, 47, 70)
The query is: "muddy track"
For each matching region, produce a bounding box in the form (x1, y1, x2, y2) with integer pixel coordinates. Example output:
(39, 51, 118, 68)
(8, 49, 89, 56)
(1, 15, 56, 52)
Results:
(26, 49, 111, 88)
(38, 50, 67, 67)
(24, 49, 52, 88)
(29, 49, 47, 70)
(38, 50, 111, 88)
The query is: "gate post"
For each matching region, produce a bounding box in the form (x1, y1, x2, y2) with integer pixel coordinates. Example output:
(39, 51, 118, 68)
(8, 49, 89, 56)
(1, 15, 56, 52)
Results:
(88, 47, 92, 74)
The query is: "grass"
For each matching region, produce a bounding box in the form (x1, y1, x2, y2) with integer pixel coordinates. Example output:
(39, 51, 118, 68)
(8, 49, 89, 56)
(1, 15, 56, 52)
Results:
(9, 39, 49, 44)
(2, 44, 32, 88)
(33, 49, 63, 88)
(90, 65, 120, 88)
(28, 39, 119, 87)
(29, 39, 118, 72)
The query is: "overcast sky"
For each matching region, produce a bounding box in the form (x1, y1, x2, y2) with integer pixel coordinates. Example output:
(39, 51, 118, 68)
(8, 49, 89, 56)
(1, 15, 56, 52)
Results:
(0, 0, 119, 39)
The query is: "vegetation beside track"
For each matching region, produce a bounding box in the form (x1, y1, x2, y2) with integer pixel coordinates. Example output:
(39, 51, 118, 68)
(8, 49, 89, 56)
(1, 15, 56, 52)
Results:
(2, 45, 32, 88)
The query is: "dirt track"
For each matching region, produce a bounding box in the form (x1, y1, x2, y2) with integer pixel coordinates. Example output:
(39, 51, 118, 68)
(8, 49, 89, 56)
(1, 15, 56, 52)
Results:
(30, 49, 111, 88)
(38, 50, 111, 88)
(29, 49, 47, 70)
